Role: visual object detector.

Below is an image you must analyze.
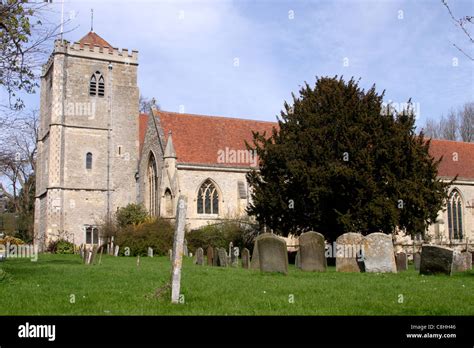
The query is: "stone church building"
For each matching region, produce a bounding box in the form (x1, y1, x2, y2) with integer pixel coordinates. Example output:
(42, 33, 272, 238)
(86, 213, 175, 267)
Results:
(34, 32, 474, 249)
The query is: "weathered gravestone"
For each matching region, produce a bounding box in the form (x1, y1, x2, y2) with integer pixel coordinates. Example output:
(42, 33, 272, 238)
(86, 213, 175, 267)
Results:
(213, 247, 219, 266)
(419, 245, 453, 275)
(414, 252, 421, 271)
(183, 239, 189, 257)
(231, 247, 239, 267)
(453, 251, 472, 272)
(171, 196, 187, 303)
(257, 234, 288, 274)
(335, 232, 364, 273)
(148, 247, 153, 258)
(114, 245, 120, 257)
(241, 248, 250, 269)
(88, 246, 98, 265)
(395, 252, 408, 271)
(217, 248, 227, 267)
(251, 233, 272, 270)
(298, 231, 326, 272)
(207, 246, 214, 266)
(362, 233, 397, 273)
(295, 250, 301, 269)
(195, 247, 204, 266)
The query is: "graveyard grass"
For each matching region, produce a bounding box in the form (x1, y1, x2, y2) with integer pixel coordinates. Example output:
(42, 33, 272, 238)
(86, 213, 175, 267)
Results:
(0, 254, 473, 316)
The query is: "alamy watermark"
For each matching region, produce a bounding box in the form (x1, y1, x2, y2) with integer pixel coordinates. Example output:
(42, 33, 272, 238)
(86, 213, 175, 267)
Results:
(0, 243, 38, 262)
(217, 147, 258, 167)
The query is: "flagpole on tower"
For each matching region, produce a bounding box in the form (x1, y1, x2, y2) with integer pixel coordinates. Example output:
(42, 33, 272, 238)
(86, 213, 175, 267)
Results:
(91, 9, 94, 32)
(60, 0, 64, 40)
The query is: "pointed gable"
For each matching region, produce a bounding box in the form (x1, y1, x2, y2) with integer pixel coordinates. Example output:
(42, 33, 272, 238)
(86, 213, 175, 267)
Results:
(78, 31, 113, 48)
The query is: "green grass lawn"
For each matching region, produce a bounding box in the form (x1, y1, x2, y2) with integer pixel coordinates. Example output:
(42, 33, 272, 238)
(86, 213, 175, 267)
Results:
(0, 254, 472, 315)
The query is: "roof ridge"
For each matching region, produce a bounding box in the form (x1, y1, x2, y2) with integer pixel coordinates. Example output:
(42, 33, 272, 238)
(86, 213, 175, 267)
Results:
(155, 110, 277, 124)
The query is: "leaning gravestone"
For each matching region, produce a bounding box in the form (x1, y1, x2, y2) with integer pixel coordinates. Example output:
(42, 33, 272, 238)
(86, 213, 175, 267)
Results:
(171, 196, 187, 303)
(419, 245, 454, 275)
(453, 251, 472, 272)
(217, 248, 227, 267)
(207, 246, 214, 266)
(299, 231, 326, 272)
(414, 252, 421, 271)
(195, 247, 204, 266)
(257, 234, 288, 274)
(335, 232, 364, 272)
(395, 252, 408, 271)
(241, 248, 250, 269)
(362, 233, 397, 273)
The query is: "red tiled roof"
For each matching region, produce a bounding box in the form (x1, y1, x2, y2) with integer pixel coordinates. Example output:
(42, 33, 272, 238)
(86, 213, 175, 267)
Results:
(138, 111, 474, 178)
(156, 110, 276, 167)
(428, 139, 474, 180)
(78, 31, 112, 48)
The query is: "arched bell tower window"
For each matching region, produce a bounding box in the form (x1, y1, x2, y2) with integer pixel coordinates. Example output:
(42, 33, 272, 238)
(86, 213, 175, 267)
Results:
(86, 152, 93, 169)
(447, 189, 463, 240)
(197, 179, 219, 215)
(89, 71, 104, 97)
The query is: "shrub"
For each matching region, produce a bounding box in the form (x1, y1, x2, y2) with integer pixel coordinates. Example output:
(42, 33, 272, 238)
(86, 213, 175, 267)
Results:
(0, 236, 25, 245)
(116, 204, 149, 228)
(47, 239, 75, 254)
(187, 220, 258, 253)
(116, 218, 175, 256)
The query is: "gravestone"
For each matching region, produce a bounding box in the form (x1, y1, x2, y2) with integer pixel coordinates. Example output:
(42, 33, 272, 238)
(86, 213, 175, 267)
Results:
(218, 248, 227, 267)
(295, 250, 301, 269)
(110, 237, 114, 256)
(335, 232, 364, 272)
(114, 245, 120, 257)
(395, 252, 408, 271)
(257, 234, 288, 274)
(231, 247, 239, 267)
(419, 245, 453, 275)
(147, 247, 153, 258)
(213, 247, 219, 266)
(453, 251, 472, 272)
(171, 196, 187, 303)
(241, 248, 250, 269)
(195, 247, 204, 266)
(414, 252, 421, 271)
(168, 249, 172, 261)
(362, 233, 397, 273)
(183, 239, 188, 257)
(207, 246, 214, 266)
(299, 231, 326, 272)
(251, 234, 272, 270)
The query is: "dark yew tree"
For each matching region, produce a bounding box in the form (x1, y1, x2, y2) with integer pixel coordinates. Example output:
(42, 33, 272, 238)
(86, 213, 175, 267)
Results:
(246, 76, 449, 241)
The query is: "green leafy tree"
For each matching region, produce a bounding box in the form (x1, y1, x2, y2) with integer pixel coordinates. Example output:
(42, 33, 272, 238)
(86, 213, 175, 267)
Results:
(115, 203, 149, 228)
(247, 76, 450, 240)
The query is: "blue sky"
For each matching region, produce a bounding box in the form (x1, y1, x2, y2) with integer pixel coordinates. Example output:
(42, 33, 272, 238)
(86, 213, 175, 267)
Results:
(27, 0, 474, 127)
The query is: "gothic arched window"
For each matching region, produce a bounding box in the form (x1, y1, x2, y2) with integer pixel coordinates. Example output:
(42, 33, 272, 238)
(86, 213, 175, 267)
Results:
(447, 189, 463, 240)
(86, 152, 93, 169)
(164, 188, 173, 217)
(146, 153, 158, 216)
(197, 179, 219, 215)
(89, 71, 104, 97)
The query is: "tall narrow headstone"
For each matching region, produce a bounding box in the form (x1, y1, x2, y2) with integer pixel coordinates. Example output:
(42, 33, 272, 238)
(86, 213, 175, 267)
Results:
(207, 246, 214, 266)
(148, 247, 153, 258)
(241, 248, 250, 269)
(110, 237, 114, 256)
(419, 245, 453, 275)
(362, 233, 397, 273)
(257, 234, 288, 274)
(414, 252, 421, 271)
(295, 250, 301, 269)
(183, 239, 189, 257)
(335, 232, 364, 272)
(171, 196, 187, 303)
(231, 247, 239, 267)
(395, 252, 408, 271)
(299, 231, 326, 272)
(195, 247, 204, 266)
(168, 249, 172, 261)
(213, 247, 219, 266)
(114, 245, 120, 257)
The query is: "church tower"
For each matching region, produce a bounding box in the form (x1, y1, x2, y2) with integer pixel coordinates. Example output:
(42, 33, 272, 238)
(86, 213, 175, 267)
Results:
(34, 32, 139, 249)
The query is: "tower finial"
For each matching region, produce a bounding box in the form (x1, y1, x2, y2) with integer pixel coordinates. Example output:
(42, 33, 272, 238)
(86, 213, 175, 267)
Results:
(91, 9, 94, 32)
